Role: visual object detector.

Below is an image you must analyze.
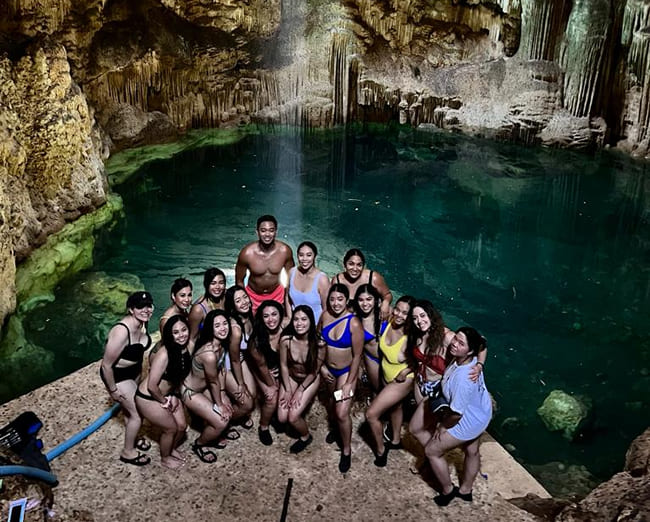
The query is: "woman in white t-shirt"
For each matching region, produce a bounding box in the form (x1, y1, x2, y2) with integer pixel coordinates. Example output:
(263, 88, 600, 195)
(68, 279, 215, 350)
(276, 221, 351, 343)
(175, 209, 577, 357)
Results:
(424, 326, 491, 507)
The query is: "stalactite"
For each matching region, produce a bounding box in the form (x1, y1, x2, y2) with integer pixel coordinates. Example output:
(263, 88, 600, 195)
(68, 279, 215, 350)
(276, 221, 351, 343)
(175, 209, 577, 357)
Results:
(330, 29, 352, 125)
(623, 0, 650, 85)
(8, 0, 72, 31)
(560, 0, 611, 117)
(518, 0, 572, 61)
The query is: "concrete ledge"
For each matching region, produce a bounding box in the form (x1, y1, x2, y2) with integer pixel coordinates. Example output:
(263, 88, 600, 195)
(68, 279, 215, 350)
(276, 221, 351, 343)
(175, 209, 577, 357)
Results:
(0, 362, 548, 521)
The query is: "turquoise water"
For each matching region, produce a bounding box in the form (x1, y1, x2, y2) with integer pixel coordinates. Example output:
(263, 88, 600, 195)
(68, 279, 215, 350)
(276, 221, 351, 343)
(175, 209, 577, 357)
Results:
(8, 126, 650, 493)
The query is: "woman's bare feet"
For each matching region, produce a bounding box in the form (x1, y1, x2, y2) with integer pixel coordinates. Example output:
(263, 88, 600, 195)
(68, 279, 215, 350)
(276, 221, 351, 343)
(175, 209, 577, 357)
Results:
(161, 455, 185, 470)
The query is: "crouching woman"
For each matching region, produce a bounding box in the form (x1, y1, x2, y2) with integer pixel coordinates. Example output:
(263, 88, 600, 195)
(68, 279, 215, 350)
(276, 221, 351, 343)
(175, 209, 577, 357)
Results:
(422, 327, 491, 507)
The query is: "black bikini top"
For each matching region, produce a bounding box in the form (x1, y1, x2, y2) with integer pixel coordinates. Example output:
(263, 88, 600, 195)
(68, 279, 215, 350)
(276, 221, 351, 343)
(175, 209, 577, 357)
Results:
(114, 322, 151, 363)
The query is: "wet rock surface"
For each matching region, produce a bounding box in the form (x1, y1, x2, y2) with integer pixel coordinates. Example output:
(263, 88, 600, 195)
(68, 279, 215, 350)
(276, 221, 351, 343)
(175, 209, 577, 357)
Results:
(0, 363, 545, 521)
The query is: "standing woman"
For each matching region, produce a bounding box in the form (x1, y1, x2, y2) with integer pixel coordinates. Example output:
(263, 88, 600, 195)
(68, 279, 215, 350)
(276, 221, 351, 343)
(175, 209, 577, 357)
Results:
(285, 241, 329, 323)
(277, 305, 326, 453)
(248, 300, 289, 446)
(188, 268, 227, 342)
(100, 291, 154, 466)
(331, 248, 392, 320)
(159, 278, 193, 335)
(135, 315, 191, 469)
(181, 310, 233, 464)
(365, 295, 416, 466)
(224, 285, 256, 426)
(419, 327, 491, 506)
(319, 283, 364, 473)
(352, 284, 384, 393)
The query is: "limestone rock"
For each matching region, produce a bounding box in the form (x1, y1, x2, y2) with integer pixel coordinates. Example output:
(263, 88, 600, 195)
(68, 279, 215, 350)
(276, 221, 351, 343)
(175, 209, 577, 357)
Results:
(556, 472, 650, 522)
(625, 428, 650, 477)
(14, 195, 124, 309)
(537, 389, 591, 440)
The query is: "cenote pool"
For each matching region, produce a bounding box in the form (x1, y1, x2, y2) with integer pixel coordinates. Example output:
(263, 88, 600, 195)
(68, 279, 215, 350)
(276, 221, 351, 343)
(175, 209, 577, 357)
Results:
(5, 125, 650, 495)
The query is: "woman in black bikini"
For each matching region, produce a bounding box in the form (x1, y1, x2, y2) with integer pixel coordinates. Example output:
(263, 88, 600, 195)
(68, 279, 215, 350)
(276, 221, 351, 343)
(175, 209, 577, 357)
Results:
(181, 309, 233, 464)
(188, 268, 226, 342)
(135, 315, 191, 469)
(100, 291, 154, 466)
(331, 248, 392, 320)
(248, 300, 289, 446)
(158, 278, 193, 335)
(277, 305, 326, 453)
(319, 283, 364, 473)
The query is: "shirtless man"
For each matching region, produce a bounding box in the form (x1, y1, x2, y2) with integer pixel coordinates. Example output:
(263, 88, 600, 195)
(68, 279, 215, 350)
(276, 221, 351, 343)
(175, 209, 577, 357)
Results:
(235, 215, 294, 314)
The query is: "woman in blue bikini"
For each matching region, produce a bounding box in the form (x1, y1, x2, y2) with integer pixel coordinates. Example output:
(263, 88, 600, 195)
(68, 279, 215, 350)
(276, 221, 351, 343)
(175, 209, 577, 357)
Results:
(319, 283, 364, 473)
(353, 284, 384, 394)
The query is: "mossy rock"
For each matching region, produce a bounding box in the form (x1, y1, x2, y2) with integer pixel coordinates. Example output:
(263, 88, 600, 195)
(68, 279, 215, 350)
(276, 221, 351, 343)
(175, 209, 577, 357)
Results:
(537, 389, 591, 440)
(15, 195, 124, 309)
(73, 271, 143, 317)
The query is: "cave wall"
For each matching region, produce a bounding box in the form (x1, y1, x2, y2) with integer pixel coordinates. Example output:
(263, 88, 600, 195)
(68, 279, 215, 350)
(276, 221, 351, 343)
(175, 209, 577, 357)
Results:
(1, 0, 650, 325)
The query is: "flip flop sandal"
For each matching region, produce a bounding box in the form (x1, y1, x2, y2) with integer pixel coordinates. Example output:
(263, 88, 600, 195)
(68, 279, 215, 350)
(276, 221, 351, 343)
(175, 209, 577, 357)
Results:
(191, 441, 217, 464)
(223, 427, 240, 441)
(135, 438, 151, 451)
(119, 452, 151, 466)
(240, 418, 254, 430)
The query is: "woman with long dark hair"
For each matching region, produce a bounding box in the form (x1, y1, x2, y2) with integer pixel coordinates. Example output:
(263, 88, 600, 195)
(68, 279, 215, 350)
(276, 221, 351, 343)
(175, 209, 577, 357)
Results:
(181, 310, 233, 464)
(319, 283, 364, 473)
(188, 268, 226, 342)
(331, 248, 392, 320)
(135, 315, 191, 469)
(365, 295, 416, 466)
(223, 285, 256, 428)
(277, 305, 326, 453)
(247, 300, 289, 446)
(158, 278, 193, 334)
(352, 284, 384, 393)
(285, 241, 329, 323)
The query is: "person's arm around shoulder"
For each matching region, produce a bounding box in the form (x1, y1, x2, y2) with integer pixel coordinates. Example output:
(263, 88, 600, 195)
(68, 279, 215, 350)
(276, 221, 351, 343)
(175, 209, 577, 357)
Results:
(468, 348, 488, 382)
(371, 271, 393, 320)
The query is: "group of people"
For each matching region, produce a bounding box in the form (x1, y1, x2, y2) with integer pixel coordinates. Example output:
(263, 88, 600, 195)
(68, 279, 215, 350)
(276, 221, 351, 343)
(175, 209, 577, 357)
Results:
(100, 214, 492, 506)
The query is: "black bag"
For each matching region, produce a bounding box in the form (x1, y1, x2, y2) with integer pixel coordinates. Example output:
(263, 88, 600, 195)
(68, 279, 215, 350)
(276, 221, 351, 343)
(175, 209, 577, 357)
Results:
(427, 380, 450, 414)
(0, 411, 50, 471)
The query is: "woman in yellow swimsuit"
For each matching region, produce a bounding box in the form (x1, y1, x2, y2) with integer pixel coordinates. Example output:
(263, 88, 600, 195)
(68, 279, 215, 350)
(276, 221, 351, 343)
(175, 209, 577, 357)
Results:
(365, 295, 416, 467)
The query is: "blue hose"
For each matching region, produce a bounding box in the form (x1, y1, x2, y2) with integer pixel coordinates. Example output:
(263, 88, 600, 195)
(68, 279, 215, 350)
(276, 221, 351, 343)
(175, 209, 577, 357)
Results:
(0, 403, 121, 487)
(46, 403, 121, 462)
(0, 465, 58, 486)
